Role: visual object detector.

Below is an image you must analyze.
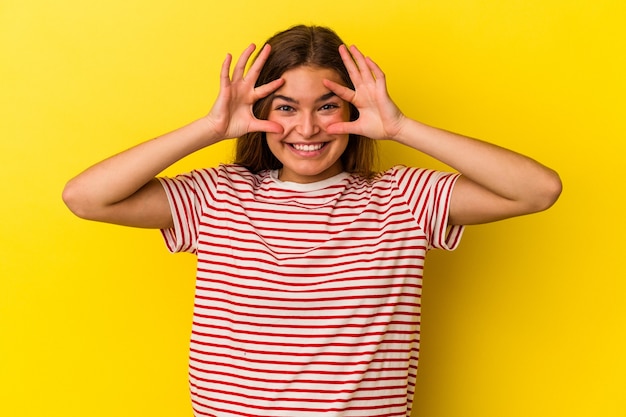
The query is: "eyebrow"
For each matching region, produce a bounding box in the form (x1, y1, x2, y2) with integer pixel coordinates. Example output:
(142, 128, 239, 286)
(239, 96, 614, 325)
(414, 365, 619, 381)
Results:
(272, 91, 337, 105)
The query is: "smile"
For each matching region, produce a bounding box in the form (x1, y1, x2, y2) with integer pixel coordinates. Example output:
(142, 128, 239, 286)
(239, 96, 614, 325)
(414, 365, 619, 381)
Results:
(289, 143, 327, 152)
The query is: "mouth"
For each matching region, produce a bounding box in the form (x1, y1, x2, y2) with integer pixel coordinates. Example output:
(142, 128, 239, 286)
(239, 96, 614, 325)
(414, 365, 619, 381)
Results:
(288, 142, 328, 153)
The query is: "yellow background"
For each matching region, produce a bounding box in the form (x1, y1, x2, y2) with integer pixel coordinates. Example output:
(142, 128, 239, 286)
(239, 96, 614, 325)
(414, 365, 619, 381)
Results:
(1, 0, 624, 416)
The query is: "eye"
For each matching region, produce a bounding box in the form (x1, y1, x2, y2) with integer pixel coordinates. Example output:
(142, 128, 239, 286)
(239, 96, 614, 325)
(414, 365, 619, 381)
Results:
(319, 103, 340, 111)
(275, 105, 294, 112)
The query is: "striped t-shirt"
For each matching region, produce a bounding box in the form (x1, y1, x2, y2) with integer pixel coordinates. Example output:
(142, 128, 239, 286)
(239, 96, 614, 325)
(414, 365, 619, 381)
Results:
(159, 164, 464, 417)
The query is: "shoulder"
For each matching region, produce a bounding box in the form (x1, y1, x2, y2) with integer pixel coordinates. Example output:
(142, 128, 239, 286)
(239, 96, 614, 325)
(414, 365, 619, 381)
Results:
(160, 164, 267, 198)
(177, 164, 266, 185)
(361, 165, 427, 188)
(216, 164, 270, 187)
(340, 167, 410, 194)
(382, 165, 459, 186)
(365, 166, 461, 207)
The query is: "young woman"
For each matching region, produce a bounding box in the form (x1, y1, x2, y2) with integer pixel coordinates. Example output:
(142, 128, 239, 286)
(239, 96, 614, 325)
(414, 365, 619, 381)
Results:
(63, 25, 561, 417)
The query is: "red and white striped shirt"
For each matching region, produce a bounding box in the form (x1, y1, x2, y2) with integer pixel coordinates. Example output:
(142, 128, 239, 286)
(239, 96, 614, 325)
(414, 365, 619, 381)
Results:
(159, 164, 463, 417)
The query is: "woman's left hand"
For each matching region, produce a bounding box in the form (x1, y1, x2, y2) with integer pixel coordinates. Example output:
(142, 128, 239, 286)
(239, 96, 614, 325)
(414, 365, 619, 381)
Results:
(324, 44, 407, 140)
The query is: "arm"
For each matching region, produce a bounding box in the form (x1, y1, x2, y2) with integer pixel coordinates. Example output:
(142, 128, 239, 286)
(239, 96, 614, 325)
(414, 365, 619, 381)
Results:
(390, 120, 562, 225)
(325, 45, 562, 225)
(62, 44, 284, 229)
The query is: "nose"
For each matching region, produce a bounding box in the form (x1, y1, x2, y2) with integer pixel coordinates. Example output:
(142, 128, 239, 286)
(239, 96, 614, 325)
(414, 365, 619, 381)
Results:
(295, 112, 321, 139)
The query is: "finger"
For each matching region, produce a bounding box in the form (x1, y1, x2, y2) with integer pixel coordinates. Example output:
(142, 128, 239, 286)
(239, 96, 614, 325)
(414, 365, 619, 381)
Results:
(365, 56, 386, 84)
(250, 119, 284, 134)
(232, 43, 256, 81)
(254, 77, 285, 99)
(326, 120, 358, 136)
(220, 53, 233, 85)
(349, 45, 375, 84)
(338, 44, 362, 85)
(246, 43, 271, 81)
(364, 57, 391, 100)
(322, 78, 356, 103)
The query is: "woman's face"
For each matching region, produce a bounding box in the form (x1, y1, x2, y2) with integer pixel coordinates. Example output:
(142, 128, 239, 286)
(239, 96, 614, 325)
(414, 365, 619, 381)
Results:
(265, 65, 350, 184)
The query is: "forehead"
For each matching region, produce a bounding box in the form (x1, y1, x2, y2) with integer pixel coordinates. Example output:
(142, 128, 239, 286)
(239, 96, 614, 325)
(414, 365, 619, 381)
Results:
(278, 65, 344, 89)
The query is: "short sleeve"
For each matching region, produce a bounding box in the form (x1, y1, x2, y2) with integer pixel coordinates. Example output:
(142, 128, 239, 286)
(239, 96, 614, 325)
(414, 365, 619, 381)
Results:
(391, 165, 464, 250)
(157, 168, 219, 254)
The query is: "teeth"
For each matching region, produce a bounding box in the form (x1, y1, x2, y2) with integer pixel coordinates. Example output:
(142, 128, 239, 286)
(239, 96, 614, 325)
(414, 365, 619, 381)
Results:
(292, 143, 324, 152)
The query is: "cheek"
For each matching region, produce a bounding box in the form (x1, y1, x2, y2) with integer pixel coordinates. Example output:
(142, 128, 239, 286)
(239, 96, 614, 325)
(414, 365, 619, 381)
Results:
(267, 115, 293, 135)
(321, 114, 345, 128)
(320, 108, 351, 131)
(265, 132, 284, 147)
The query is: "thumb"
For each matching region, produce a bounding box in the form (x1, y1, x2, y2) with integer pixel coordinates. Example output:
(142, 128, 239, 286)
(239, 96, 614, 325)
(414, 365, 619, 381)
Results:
(250, 120, 284, 135)
(326, 120, 357, 136)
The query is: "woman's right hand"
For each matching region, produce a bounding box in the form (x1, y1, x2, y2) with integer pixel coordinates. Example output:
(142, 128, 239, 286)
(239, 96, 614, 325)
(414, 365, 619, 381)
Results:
(204, 43, 285, 141)
(63, 43, 285, 229)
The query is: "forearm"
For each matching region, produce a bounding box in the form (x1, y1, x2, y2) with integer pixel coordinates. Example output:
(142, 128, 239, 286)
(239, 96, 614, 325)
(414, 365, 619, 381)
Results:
(63, 118, 221, 214)
(394, 118, 562, 210)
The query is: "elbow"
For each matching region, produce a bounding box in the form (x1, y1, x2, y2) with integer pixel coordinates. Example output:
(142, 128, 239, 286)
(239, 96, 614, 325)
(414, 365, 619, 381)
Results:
(62, 179, 83, 218)
(530, 169, 563, 213)
(62, 179, 95, 220)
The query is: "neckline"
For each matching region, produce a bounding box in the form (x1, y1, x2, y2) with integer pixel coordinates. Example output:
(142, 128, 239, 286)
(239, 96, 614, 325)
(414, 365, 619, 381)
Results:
(269, 170, 350, 191)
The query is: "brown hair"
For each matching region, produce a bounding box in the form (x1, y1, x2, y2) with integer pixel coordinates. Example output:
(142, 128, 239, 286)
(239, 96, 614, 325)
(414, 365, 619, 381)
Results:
(234, 25, 377, 178)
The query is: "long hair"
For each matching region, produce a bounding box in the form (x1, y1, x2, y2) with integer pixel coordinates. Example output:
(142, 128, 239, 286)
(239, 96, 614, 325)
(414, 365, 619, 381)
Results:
(234, 25, 377, 178)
